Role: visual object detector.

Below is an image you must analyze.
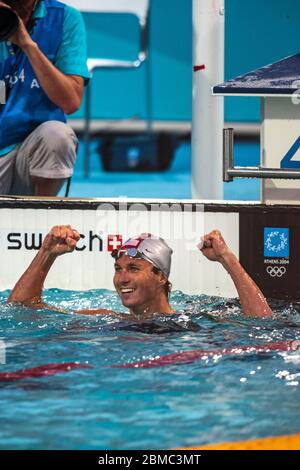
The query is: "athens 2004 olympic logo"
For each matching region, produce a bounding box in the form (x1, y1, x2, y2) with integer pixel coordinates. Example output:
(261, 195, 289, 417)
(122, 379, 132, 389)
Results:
(266, 266, 286, 278)
(265, 231, 288, 253)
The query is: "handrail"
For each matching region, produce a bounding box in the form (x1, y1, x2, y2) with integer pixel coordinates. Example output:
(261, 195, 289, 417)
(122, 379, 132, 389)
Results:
(223, 128, 300, 182)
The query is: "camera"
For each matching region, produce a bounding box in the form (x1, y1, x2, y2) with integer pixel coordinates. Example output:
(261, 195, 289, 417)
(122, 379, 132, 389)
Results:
(0, 5, 19, 42)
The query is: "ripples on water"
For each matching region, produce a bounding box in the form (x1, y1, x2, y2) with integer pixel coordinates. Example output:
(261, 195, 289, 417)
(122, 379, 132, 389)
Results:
(0, 289, 300, 450)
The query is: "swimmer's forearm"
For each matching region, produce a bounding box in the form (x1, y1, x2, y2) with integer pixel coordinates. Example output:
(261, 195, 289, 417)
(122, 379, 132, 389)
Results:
(221, 252, 272, 318)
(7, 248, 56, 304)
(75, 309, 120, 316)
(22, 41, 83, 114)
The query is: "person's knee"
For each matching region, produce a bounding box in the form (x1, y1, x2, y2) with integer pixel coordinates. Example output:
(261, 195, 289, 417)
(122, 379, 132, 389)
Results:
(36, 121, 78, 157)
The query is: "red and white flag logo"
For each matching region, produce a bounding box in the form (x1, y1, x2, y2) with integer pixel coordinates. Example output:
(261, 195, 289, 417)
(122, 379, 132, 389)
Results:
(107, 235, 123, 252)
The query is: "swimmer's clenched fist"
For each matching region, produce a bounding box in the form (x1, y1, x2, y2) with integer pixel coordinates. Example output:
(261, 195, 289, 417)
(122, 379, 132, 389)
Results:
(199, 230, 231, 263)
(42, 225, 80, 257)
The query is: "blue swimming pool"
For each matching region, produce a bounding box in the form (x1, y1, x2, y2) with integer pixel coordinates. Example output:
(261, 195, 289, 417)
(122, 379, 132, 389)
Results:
(1, 289, 300, 450)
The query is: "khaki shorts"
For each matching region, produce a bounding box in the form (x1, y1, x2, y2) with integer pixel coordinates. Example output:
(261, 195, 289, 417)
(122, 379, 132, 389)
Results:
(0, 121, 78, 195)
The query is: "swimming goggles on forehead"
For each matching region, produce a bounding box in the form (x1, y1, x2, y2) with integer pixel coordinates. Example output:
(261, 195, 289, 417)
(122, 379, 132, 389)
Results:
(111, 233, 152, 260)
(111, 247, 143, 260)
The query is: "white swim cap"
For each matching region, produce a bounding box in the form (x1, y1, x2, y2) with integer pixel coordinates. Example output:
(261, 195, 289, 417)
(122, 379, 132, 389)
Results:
(112, 233, 173, 278)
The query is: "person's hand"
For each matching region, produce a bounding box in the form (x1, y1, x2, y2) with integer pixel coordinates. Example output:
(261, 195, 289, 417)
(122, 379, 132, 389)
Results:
(42, 225, 81, 258)
(9, 15, 34, 49)
(9, 18, 33, 49)
(198, 230, 232, 263)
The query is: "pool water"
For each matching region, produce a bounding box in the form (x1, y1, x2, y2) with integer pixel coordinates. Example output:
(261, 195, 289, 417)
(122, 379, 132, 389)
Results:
(0, 289, 300, 450)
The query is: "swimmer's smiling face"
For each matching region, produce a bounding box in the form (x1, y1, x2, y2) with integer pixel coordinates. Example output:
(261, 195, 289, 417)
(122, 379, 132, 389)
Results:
(113, 255, 165, 311)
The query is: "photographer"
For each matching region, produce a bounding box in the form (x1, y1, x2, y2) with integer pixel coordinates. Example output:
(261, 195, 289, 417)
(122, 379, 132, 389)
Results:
(0, 1, 89, 196)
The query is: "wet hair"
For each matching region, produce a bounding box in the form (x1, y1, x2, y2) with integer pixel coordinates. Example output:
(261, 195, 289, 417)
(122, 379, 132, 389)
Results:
(152, 266, 172, 300)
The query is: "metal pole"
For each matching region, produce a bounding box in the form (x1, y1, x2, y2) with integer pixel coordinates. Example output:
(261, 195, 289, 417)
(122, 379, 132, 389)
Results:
(223, 128, 234, 182)
(192, 0, 224, 199)
(227, 168, 300, 179)
(84, 82, 91, 178)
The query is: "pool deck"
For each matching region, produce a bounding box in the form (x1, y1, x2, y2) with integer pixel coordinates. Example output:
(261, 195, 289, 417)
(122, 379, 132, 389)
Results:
(63, 139, 261, 201)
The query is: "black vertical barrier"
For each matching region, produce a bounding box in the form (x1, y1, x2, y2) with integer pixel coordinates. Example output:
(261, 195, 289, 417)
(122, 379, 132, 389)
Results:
(239, 205, 300, 300)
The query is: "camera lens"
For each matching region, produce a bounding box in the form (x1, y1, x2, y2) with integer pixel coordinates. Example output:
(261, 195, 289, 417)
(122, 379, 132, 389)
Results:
(0, 7, 19, 42)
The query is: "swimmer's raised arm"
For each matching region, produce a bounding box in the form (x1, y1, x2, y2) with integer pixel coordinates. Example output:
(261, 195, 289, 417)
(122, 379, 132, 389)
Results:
(199, 230, 272, 318)
(7, 225, 117, 316)
(7, 225, 80, 307)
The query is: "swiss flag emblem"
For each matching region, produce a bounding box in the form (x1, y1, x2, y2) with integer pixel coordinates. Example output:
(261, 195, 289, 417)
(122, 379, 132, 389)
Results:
(107, 235, 123, 252)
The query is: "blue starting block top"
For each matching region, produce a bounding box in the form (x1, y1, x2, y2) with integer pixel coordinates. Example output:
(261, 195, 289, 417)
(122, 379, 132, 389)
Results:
(213, 54, 300, 96)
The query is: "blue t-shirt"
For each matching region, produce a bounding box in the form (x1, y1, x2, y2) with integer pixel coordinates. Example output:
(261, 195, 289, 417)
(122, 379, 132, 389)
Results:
(0, 0, 89, 156)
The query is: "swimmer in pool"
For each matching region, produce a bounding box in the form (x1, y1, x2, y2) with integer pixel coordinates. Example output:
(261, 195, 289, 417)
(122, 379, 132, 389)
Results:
(7, 225, 273, 320)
